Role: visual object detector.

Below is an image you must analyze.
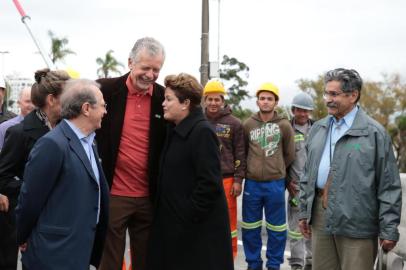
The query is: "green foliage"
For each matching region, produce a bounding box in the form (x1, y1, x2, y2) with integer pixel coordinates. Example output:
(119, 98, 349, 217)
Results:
(96, 50, 124, 78)
(231, 107, 253, 121)
(48, 30, 75, 65)
(394, 114, 406, 172)
(219, 55, 250, 110)
(397, 114, 406, 131)
(276, 106, 291, 121)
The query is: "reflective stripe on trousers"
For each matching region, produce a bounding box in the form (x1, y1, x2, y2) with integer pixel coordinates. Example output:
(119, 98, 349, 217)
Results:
(242, 179, 287, 270)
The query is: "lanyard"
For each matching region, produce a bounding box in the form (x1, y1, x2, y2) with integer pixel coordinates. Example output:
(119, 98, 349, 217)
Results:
(329, 121, 333, 164)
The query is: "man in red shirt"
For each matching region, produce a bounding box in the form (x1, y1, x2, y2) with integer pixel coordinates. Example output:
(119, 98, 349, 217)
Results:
(96, 37, 166, 270)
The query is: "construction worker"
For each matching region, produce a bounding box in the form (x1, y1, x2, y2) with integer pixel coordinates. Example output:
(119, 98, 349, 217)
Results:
(242, 83, 295, 270)
(286, 92, 314, 270)
(203, 80, 246, 259)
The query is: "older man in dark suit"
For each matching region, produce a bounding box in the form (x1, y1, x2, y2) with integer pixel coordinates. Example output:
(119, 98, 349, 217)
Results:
(16, 79, 109, 270)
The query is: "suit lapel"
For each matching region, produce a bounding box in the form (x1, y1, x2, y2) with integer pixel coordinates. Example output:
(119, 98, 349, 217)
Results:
(60, 121, 97, 182)
(93, 141, 106, 184)
(110, 79, 128, 159)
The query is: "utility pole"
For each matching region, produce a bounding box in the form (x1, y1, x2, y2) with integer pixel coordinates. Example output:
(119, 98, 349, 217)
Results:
(200, 0, 209, 86)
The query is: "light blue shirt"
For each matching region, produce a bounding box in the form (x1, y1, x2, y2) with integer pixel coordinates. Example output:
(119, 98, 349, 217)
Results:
(316, 106, 359, 188)
(65, 119, 100, 222)
(0, 115, 24, 150)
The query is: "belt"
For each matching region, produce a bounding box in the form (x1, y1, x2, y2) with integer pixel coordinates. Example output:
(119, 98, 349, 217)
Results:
(316, 188, 325, 197)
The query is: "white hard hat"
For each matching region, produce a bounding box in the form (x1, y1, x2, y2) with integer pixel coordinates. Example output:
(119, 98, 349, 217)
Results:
(292, 92, 314, 111)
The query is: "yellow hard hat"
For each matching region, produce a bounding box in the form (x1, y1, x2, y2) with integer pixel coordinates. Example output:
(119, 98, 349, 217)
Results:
(256, 82, 279, 99)
(65, 67, 80, 79)
(203, 80, 226, 96)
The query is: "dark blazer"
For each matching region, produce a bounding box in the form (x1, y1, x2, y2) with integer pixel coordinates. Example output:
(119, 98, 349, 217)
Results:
(0, 110, 49, 270)
(16, 120, 109, 270)
(96, 73, 166, 200)
(0, 110, 49, 205)
(147, 109, 234, 270)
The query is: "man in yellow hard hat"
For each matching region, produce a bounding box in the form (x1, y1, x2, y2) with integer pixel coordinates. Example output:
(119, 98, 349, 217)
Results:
(242, 82, 295, 270)
(203, 80, 246, 260)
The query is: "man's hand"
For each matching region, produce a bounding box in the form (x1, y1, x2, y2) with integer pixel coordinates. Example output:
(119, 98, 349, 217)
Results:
(19, 243, 27, 252)
(299, 219, 312, 239)
(380, 239, 397, 252)
(0, 194, 9, 212)
(230, 183, 242, 197)
(286, 180, 298, 198)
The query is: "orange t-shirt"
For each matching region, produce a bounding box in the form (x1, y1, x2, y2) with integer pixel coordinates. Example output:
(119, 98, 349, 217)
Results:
(110, 76, 152, 197)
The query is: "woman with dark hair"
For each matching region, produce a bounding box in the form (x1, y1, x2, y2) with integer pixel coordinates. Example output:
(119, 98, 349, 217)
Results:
(0, 68, 70, 270)
(147, 73, 234, 270)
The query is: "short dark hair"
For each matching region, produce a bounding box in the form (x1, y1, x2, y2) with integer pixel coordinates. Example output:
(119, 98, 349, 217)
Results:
(60, 79, 100, 119)
(31, 68, 71, 108)
(164, 73, 202, 111)
(324, 68, 363, 102)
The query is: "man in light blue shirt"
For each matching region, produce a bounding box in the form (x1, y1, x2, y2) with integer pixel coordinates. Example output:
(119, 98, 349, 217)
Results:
(316, 105, 358, 189)
(299, 68, 401, 270)
(16, 79, 110, 270)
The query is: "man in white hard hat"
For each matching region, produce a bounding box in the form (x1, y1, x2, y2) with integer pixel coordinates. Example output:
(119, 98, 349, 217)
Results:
(286, 92, 314, 270)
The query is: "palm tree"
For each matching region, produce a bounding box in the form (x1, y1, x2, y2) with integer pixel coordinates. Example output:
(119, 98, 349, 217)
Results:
(48, 30, 75, 66)
(96, 50, 124, 78)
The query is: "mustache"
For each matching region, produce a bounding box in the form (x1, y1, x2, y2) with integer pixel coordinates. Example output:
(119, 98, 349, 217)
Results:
(327, 102, 338, 108)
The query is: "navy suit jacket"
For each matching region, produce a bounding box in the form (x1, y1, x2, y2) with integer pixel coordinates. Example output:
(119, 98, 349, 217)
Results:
(16, 120, 109, 270)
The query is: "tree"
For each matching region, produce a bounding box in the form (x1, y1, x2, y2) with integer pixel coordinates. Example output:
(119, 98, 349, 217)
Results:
(96, 50, 124, 78)
(48, 30, 75, 66)
(359, 80, 396, 129)
(218, 55, 252, 120)
(296, 75, 327, 121)
(219, 55, 250, 109)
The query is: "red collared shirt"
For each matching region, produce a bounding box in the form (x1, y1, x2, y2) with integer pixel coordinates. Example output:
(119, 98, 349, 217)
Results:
(110, 76, 153, 197)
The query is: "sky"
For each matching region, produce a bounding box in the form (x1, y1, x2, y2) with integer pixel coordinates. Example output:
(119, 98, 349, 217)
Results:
(1, 0, 406, 107)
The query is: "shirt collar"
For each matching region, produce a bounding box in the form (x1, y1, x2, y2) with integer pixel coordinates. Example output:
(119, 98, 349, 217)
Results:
(331, 105, 358, 128)
(125, 75, 153, 96)
(64, 119, 96, 144)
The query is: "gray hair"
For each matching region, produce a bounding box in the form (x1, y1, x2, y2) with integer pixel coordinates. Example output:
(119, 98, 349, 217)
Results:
(61, 79, 100, 119)
(129, 37, 165, 63)
(18, 87, 31, 100)
(324, 68, 363, 102)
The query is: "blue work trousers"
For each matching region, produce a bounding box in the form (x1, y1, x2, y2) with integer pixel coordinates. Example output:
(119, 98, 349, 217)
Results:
(242, 179, 287, 270)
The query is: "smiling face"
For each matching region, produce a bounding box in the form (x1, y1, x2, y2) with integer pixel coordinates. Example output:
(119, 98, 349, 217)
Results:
(324, 80, 358, 120)
(162, 87, 189, 125)
(88, 87, 107, 131)
(18, 87, 34, 116)
(204, 93, 224, 116)
(292, 107, 311, 125)
(128, 48, 164, 92)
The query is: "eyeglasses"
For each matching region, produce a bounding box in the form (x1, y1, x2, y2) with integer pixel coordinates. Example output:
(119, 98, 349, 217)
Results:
(323, 91, 347, 98)
(89, 102, 107, 109)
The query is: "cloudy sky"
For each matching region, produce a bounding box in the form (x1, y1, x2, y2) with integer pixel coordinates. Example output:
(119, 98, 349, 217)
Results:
(1, 0, 406, 106)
